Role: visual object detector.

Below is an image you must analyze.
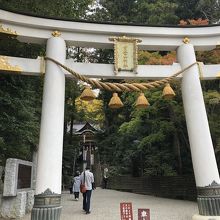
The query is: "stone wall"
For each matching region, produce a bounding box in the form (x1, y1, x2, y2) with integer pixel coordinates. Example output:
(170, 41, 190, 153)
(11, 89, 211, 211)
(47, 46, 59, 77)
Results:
(108, 175, 197, 201)
(0, 190, 34, 218)
(3, 159, 33, 196)
(0, 158, 34, 219)
(0, 166, 4, 208)
(0, 166, 4, 193)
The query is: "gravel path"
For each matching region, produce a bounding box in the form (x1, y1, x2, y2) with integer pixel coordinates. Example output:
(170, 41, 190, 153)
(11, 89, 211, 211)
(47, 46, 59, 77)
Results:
(6, 188, 198, 220)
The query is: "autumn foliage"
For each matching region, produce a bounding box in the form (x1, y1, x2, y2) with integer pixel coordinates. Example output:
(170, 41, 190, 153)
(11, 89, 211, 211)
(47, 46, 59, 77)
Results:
(179, 18, 209, 26)
(138, 51, 176, 65)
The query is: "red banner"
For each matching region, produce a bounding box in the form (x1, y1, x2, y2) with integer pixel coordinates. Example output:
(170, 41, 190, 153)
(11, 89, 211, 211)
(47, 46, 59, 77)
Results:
(138, 209, 150, 220)
(120, 202, 133, 220)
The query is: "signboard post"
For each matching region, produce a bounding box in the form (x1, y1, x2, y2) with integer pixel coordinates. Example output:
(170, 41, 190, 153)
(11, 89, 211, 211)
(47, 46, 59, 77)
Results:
(120, 202, 133, 220)
(138, 209, 150, 220)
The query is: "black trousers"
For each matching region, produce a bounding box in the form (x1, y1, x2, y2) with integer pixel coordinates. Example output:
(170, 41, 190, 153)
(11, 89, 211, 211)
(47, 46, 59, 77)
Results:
(103, 178, 108, 189)
(83, 190, 92, 212)
(74, 192, 79, 199)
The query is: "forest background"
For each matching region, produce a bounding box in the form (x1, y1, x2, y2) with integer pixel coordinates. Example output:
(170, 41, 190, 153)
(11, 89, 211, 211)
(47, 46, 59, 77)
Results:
(0, 0, 219, 185)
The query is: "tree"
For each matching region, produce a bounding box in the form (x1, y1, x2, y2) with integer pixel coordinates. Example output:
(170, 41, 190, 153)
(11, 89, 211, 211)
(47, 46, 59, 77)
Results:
(0, 75, 42, 164)
(134, 0, 179, 24)
(0, 36, 44, 165)
(175, 0, 203, 20)
(0, 0, 94, 170)
(179, 18, 209, 25)
(197, 0, 220, 24)
(92, 0, 179, 24)
(75, 97, 104, 125)
(0, 0, 95, 19)
(139, 51, 176, 65)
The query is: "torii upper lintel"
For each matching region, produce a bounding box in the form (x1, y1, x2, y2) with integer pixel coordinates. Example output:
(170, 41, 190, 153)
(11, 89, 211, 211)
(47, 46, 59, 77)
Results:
(1, 9, 220, 51)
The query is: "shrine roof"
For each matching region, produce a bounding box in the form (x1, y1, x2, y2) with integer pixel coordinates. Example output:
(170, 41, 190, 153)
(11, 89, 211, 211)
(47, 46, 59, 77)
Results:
(72, 122, 101, 134)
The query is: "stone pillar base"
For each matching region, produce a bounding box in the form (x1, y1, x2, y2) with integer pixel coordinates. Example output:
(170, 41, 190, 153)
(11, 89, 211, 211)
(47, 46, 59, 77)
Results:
(31, 206, 62, 220)
(193, 214, 220, 220)
(31, 189, 62, 220)
(197, 182, 220, 216)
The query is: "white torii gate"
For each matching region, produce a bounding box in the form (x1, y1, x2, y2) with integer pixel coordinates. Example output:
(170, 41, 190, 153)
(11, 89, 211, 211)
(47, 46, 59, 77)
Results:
(1, 9, 220, 220)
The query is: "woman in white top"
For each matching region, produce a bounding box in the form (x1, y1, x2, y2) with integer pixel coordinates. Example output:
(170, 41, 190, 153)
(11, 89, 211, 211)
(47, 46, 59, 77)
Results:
(72, 171, 81, 201)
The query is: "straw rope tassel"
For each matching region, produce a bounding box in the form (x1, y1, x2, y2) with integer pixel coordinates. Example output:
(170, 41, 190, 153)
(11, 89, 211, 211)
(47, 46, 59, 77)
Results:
(80, 86, 96, 101)
(135, 93, 150, 108)
(162, 83, 175, 99)
(108, 93, 124, 109)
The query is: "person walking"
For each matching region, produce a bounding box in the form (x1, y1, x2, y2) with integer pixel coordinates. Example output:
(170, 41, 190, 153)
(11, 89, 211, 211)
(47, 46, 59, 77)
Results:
(103, 167, 109, 189)
(73, 171, 81, 201)
(80, 166, 95, 214)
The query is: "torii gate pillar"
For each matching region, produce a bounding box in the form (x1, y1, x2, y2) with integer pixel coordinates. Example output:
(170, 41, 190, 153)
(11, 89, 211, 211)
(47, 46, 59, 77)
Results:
(177, 43, 220, 219)
(31, 34, 66, 220)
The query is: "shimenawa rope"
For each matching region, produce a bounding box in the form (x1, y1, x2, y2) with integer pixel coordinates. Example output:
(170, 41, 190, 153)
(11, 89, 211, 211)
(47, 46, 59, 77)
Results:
(44, 57, 198, 92)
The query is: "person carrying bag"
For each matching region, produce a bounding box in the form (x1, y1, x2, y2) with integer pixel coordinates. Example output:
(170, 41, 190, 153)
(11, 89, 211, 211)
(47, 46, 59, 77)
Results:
(80, 171, 87, 193)
(80, 167, 94, 214)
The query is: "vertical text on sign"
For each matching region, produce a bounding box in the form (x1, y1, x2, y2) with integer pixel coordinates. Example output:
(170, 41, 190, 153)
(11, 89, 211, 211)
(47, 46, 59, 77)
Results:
(120, 202, 133, 220)
(138, 209, 150, 220)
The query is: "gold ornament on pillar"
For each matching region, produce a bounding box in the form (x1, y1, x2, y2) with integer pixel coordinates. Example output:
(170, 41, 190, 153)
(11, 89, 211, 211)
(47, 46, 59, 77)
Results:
(183, 37, 190, 44)
(108, 93, 124, 109)
(80, 86, 96, 101)
(162, 83, 176, 99)
(51, 30, 61, 37)
(135, 93, 150, 108)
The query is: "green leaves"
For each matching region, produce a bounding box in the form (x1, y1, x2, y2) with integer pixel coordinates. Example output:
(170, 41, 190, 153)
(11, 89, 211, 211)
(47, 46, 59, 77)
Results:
(197, 0, 220, 24)
(0, 75, 42, 164)
(91, 0, 179, 24)
(136, 0, 179, 24)
(0, 0, 95, 19)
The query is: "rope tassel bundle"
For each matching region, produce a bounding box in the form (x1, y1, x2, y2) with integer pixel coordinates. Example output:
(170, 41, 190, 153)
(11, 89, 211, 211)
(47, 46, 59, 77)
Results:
(162, 83, 175, 99)
(108, 93, 124, 109)
(80, 86, 96, 101)
(135, 93, 150, 108)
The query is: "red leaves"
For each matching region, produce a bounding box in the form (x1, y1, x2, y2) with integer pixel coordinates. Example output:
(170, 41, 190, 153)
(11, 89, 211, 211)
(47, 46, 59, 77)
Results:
(179, 18, 209, 26)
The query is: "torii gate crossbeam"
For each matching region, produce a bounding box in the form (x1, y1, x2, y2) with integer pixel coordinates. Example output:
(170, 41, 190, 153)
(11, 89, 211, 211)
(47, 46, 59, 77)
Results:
(1, 55, 220, 80)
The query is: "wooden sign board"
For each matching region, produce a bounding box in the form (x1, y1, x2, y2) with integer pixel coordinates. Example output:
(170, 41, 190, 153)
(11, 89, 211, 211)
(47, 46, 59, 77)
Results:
(116, 41, 135, 72)
(109, 36, 141, 75)
(138, 208, 150, 220)
(120, 202, 133, 220)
